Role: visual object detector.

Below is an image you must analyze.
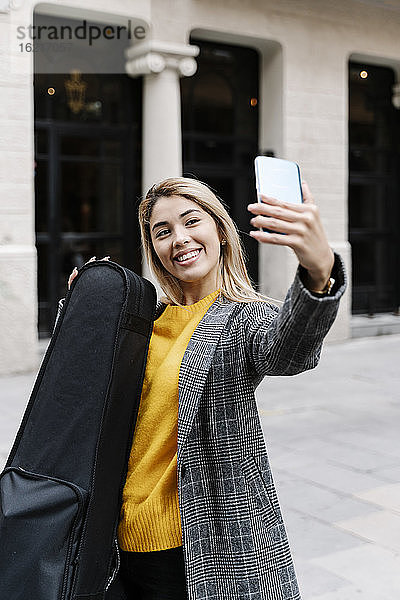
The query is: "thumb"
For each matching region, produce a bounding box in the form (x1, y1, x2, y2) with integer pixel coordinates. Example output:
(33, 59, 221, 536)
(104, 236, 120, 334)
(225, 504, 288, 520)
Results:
(301, 180, 315, 204)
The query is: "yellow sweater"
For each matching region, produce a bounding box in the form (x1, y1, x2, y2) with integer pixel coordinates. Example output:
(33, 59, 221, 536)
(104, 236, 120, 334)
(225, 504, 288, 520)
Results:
(117, 288, 221, 552)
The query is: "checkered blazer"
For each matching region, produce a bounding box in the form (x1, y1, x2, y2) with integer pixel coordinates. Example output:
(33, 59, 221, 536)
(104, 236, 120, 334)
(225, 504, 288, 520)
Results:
(55, 251, 347, 600)
(156, 250, 346, 600)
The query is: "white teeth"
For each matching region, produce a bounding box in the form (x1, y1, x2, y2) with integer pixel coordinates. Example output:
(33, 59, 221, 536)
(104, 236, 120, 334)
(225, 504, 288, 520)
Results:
(176, 249, 200, 262)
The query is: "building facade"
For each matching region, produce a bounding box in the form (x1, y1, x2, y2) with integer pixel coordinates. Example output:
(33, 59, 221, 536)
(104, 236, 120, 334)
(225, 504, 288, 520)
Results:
(0, 0, 399, 375)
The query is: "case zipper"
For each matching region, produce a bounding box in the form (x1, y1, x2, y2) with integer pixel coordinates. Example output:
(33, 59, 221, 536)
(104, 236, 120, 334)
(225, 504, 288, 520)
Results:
(105, 537, 121, 592)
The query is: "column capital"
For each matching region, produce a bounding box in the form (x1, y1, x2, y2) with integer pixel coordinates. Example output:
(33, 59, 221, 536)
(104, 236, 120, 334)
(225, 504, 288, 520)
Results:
(0, 0, 25, 12)
(125, 39, 199, 78)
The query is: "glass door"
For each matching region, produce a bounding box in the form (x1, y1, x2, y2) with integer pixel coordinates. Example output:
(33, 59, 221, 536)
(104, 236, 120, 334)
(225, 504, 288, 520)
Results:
(34, 73, 142, 336)
(181, 39, 260, 288)
(349, 62, 400, 314)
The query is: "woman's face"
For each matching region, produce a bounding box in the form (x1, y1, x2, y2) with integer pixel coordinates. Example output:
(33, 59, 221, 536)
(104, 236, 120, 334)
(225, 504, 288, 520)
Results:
(149, 195, 222, 303)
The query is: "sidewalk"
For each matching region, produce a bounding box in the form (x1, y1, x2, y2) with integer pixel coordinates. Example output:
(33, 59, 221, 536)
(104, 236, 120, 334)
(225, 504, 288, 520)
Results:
(257, 333, 400, 600)
(1, 333, 400, 599)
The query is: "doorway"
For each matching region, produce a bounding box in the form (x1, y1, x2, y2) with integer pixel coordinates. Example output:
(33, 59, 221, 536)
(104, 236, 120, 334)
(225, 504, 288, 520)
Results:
(349, 61, 400, 315)
(34, 72, 142, 337)
(181, 38, 260, 288)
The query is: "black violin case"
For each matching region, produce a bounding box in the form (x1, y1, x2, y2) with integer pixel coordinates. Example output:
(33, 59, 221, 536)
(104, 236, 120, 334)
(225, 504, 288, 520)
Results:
(0, 260, 157, 600)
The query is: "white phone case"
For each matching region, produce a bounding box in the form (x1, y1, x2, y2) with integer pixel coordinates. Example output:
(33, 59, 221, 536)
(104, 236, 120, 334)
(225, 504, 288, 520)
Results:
(254, 156, 303, 205)
(254, 156, 303, 234)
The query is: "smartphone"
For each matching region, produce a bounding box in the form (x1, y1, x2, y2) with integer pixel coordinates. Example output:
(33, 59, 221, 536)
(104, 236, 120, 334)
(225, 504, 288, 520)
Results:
(254, 156, 303, 235)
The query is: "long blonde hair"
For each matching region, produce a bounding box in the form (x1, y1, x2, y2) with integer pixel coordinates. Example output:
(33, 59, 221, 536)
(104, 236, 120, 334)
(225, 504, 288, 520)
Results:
(138, 177, 283, 308)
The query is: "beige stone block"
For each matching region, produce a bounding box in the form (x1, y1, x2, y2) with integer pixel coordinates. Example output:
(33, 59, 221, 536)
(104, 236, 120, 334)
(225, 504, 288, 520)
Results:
(287, 141, 344, 169)
(312, 544, 400, 599)
(0, 84, 32, 121)
(0, 151, 32, 183)
(286, 116, 345, 146)
(312, 93, 345, 119)
(287, 92, 344, 121)
(335, 510, 400, 553)
(0, 213, 34, 245)
(0, 245, 38, 375)
(286, 91, 315, 117)
(354, 484, 400, 513)
(0, 122, 32, 153)
(0, 182, 31, 213)
(309, 584, 385, 600)
(299, 166, 346, 195)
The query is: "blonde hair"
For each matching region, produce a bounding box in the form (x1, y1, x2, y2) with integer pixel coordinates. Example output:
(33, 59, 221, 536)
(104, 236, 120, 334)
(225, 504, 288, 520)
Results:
(138, 177, 283, 308)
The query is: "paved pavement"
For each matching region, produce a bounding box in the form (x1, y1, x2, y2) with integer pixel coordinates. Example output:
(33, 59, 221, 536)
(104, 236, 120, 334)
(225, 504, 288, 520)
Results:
(1, 333, 400, 599)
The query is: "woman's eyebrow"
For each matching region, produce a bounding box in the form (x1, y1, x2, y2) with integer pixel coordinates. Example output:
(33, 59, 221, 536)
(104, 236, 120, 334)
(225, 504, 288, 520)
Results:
(151, 209, 202, 232)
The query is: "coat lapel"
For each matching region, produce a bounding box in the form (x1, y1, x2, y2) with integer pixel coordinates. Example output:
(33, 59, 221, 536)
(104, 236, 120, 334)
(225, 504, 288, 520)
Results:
(176, 298, 236, 463)
(154, 297, 237, 461)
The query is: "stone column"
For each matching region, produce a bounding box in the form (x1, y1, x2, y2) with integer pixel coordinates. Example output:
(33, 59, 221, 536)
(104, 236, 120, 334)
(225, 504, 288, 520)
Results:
(0, 0, 38, 375)
(125, 40, 199, 287)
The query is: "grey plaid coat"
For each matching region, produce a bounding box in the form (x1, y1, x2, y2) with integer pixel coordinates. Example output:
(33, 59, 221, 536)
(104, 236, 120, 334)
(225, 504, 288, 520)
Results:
(55, 251, 347, 600)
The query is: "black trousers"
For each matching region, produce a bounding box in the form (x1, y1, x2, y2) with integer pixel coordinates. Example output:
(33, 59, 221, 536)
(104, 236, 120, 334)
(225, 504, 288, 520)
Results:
(118, 546, 188, 600)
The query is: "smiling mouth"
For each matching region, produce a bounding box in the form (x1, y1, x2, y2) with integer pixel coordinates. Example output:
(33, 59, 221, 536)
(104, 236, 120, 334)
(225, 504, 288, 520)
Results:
(174, 248, 202, 265)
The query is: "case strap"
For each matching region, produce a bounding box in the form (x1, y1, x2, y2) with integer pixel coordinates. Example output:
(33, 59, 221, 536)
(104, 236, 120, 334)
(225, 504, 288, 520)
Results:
(121, 313, 151, 336)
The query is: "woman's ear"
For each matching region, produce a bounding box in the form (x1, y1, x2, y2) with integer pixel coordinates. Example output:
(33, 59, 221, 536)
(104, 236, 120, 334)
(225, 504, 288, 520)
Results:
(217, 226, 225, 244)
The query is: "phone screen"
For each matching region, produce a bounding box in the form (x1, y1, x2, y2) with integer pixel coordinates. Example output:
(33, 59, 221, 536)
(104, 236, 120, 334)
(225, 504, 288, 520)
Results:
(254, 156, 303, 235)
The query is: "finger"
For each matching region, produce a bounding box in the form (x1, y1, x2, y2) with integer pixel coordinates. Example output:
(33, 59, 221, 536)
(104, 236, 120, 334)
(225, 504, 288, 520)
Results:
(250, 215, 298, 234)
(257, 194, 308, 212)
(248, 203, 298, 222)
(249, 229, 293, 245)
(258, 194, 279, 204)
(301, 180, 315, 204)
(68, 267, 78, 281)
(101, 256, 110, 261)
(67, 267, 77, 286)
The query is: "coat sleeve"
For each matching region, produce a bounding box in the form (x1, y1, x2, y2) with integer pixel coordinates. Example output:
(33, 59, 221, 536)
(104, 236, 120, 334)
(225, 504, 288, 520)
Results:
(52, 297, 66, 336)
(240, 250, 347, 382)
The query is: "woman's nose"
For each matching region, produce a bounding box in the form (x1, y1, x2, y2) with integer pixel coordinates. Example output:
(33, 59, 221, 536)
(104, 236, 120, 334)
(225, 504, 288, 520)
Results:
(172, 228, 190, 245)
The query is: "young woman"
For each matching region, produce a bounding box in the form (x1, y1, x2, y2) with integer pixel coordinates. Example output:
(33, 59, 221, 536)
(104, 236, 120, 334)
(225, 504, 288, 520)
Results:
(66, 177, 347, 600)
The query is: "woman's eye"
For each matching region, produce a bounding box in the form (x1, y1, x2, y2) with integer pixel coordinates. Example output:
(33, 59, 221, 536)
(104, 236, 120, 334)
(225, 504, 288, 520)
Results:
(156, 219, 199, 238)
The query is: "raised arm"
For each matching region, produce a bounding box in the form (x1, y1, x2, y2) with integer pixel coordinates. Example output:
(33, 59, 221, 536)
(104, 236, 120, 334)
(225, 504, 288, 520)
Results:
(244, 181, 347, 385)
(240, 250, 347, 385)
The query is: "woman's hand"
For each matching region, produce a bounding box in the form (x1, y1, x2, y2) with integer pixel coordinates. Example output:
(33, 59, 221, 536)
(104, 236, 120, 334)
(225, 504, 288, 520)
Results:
(247, 181, 335, 290)
(67, 256, 110, 290)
